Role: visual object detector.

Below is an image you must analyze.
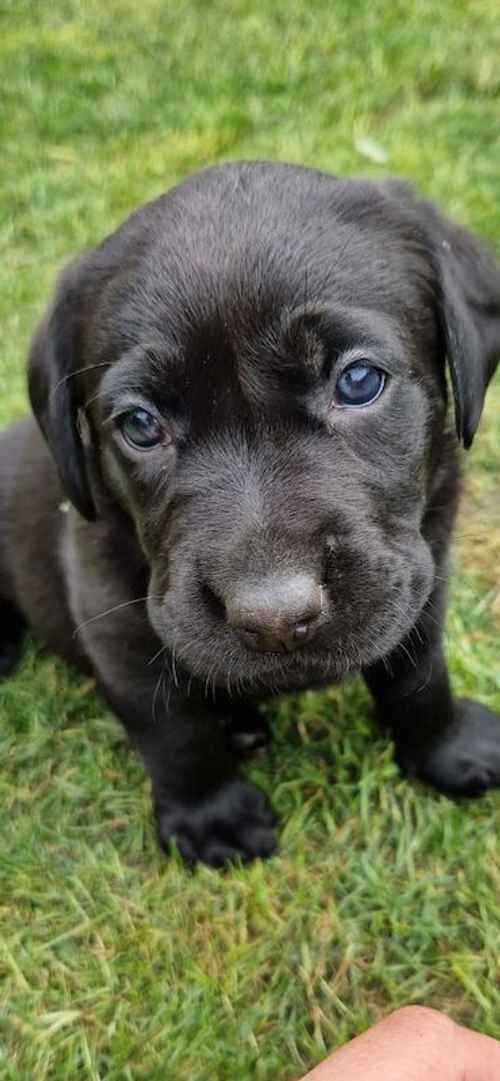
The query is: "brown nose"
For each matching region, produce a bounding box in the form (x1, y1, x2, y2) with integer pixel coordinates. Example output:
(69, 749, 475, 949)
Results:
(226, 574, 323, 652)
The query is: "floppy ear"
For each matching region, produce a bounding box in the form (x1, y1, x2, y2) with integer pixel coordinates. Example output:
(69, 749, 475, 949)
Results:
(28, 257, 97, 520)
(383, 180, 500, 447)
(433, 213, 500, 448)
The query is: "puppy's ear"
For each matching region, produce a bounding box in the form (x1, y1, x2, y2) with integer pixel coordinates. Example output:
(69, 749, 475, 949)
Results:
(28, 257, 97, 520)
(383, 180, 500, 447)
(433, 212, 500, 448)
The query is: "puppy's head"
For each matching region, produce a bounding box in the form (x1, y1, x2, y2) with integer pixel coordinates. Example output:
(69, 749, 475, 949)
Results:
(29, 162, 500, 689)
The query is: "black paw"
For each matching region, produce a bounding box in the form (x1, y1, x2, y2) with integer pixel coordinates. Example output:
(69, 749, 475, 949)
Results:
(155, 778, 277, 867)
(398, 698, 500, 797)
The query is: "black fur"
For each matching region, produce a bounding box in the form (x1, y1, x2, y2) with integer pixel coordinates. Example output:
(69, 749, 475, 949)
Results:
(1, 161, 499, 866)
(0, 603, 26, 678)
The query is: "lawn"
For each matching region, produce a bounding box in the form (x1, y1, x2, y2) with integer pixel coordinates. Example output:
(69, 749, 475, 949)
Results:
(0, 1, 499, 1078)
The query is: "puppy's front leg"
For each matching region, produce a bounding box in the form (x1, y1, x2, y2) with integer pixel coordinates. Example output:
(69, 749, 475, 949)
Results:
(100, 671, 277, 867)
(209, 690, 271, 757)
(364, 604, 500, 797)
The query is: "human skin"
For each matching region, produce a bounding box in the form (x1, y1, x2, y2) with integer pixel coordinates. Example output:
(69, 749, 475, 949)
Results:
(298, 1006, 500, 1081)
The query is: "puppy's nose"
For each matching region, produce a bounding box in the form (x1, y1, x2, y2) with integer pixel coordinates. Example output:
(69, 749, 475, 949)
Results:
(226, 574, 323, 652)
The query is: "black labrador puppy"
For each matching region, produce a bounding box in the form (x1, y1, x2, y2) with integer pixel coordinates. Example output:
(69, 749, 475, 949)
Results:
(1, 161, 499, 866)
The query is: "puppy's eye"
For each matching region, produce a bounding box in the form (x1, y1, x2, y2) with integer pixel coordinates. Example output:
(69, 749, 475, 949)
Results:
(334, 362, 385, 408)
(118, 408, 165, 449)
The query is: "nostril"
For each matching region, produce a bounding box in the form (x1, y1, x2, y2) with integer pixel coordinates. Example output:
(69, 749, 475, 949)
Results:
(291, 618, 317, 644)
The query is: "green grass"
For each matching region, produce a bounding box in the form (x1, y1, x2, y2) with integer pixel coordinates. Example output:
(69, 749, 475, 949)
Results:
(1, 1, 499, 1077)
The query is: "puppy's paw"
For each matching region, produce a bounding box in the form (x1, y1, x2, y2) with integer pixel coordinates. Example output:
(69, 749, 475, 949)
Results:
(399, 698, 500, 797)
(155, 778, 277, 867)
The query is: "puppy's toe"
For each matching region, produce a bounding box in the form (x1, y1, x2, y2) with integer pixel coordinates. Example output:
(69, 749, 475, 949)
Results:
(202, 842, 243, 867)
(226, 715, 271, 758)
(238, 824, 277, 858)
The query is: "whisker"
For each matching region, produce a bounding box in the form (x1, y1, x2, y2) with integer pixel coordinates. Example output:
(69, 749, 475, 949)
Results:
(152, 667, 166, 724)
(73, 595, 151, 637)
(162, 663, 174, 715)
(396, 639, 418, 670)
(82, 388, 112, 411)
(171, 639, 179, 689)
(50, 362, 111, 402)
(148, 642, 170, 667)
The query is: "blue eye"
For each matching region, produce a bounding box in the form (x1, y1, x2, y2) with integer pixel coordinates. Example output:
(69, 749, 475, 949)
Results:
(119, 408, 165, 449)
(335, 362, 386, 407)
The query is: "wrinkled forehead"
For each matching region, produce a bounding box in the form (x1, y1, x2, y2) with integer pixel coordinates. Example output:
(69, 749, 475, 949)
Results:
(88, 188, 438, 427)
(94, 297, 410, 433)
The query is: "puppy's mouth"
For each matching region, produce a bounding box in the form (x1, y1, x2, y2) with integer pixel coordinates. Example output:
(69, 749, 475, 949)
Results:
(148, 530, 435, 692)
(172, 634, 348, 692)
(149, 592, 412, 693)
(148, 587, 343, 690)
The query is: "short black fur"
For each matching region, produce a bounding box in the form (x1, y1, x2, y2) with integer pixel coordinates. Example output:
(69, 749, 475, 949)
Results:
(1, 161, 499, 866)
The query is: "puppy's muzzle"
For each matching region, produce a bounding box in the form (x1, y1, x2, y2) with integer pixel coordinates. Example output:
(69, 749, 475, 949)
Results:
(225, 573, 324, 653)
